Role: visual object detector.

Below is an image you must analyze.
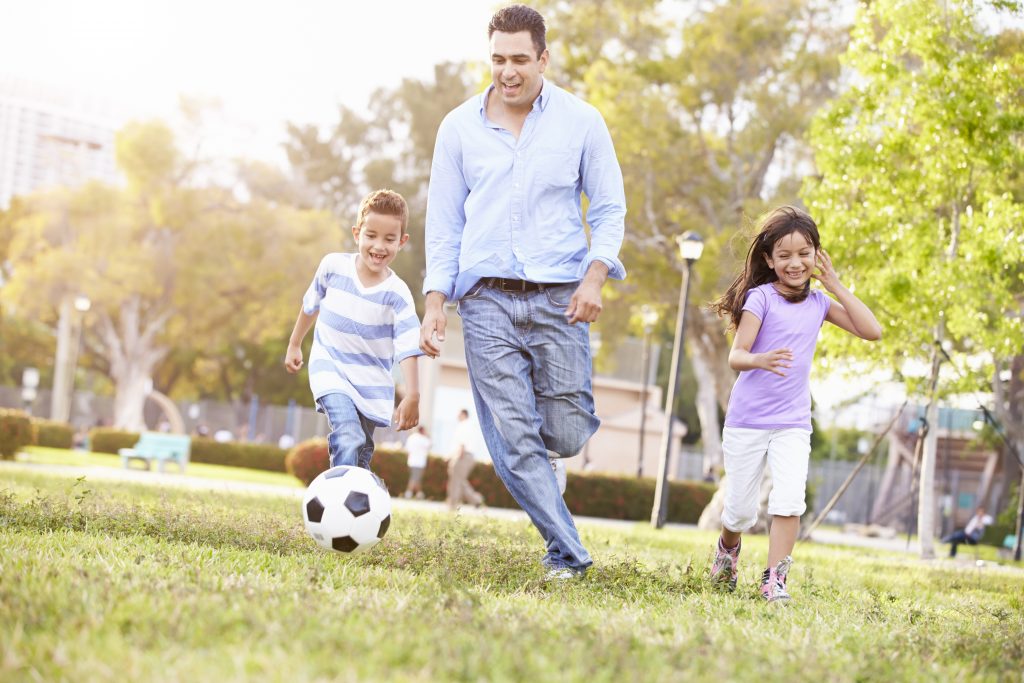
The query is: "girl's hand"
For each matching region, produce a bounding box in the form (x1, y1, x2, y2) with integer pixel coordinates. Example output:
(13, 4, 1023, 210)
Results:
(755, 348, 793, 377)
(812, 248, 841, 292)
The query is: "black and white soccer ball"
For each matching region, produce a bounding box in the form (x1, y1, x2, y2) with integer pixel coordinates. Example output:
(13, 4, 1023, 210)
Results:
(302, 466, 392, 554)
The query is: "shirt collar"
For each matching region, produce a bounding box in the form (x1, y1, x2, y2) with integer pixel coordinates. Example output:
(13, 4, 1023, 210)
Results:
(478, 78, 551, 122)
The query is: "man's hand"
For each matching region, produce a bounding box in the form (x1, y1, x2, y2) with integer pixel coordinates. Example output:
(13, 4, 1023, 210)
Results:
(566, 261, 609, 324)
(284, 345, 304, 373)
(419, 292, 448, 358)
(393, 394, 420, 431)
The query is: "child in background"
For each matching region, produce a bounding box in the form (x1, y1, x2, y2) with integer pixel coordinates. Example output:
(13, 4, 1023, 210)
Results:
(285, 189, 423, 469)
(709, 206, 882, 603)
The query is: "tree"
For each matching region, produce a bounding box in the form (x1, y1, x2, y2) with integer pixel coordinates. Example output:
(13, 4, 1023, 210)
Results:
(537, 0, 846, 478)
(802, 0, 1024, 557)
(1, 121, 337, 429)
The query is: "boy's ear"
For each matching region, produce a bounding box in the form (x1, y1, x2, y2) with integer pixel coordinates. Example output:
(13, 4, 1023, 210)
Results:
(398, 233, 410, 248)
(351, 225, 360, 242)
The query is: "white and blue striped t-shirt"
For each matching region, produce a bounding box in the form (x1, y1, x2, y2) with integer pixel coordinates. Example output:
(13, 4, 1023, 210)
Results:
(302, 253, 423, 427)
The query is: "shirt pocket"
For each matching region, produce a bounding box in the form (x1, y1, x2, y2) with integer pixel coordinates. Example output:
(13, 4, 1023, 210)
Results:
(535, 147, 581, 190)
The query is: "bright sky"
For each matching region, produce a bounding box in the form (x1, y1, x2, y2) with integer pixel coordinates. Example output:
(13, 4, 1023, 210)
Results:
(2, 0, 497, 162)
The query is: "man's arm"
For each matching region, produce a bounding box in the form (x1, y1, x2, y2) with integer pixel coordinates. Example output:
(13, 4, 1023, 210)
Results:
(420, 116, 468, 356)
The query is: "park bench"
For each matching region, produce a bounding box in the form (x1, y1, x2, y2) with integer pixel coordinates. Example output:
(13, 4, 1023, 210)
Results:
(119, 432, 191, 473)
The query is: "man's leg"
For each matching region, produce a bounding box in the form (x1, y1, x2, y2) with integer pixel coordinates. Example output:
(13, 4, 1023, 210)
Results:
(460, 287, 592, 571)
(456, 452, 484, 506)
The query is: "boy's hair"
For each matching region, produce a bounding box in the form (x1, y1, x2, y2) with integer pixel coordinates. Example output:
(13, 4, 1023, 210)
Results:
(710, 206, 822, 330)
(356, 189, 409, 234)
(488, 4, 547, 58)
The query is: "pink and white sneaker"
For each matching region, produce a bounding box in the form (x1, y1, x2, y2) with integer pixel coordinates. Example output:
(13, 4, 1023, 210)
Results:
(760, 556, 793, 603)
(709, 537, 741, 591)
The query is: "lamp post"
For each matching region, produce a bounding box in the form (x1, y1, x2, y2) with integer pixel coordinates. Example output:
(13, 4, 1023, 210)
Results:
(636, 305, 659, 478)
(651, 231, 703, 528)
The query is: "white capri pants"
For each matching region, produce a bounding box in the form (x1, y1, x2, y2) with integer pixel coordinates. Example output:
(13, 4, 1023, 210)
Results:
(721, 426, 811, 533)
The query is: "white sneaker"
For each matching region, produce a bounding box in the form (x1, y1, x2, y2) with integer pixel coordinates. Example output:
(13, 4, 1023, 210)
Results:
(544, 566, 583, 581)
(549, 457, 567, 495)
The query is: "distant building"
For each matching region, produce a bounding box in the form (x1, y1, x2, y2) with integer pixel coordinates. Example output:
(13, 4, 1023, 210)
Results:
(0, 77, 120, 209)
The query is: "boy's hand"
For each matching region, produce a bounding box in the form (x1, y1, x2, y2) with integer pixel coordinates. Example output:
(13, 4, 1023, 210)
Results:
(393, 395, 419, 431)
(284, 345, 304, 374)
(755, 348, 793, 377)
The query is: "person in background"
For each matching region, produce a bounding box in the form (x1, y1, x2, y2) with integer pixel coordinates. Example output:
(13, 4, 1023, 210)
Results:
(942, 506, 993, 557)
(447, 410, 485, 510)
(404, 426, 431, 499)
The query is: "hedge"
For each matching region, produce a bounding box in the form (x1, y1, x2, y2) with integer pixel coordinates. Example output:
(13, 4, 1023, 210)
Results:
(287, 440, 716, 524)
(32, 419, 74, 450)
(88, 428, 288, 472)
(0, 409, 35, 459)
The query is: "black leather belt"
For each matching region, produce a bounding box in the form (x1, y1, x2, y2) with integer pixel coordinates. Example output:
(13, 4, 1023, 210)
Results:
(481, 277, 549, 293)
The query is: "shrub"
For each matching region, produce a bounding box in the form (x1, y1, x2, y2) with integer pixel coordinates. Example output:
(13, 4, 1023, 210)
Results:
(190, 438, 287, 472)
(0, 409, 36, 459)
(32, 419, 74, 449)
(89, 428, 140, 455)
(285, 438, 331, 486)
(285, 443, 716, 524)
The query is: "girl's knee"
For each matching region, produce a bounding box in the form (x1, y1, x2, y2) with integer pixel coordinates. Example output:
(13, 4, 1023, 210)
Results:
(721, 504, 759, 533)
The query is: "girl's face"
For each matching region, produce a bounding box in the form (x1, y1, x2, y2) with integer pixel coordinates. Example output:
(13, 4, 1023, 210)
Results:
(765, 231, 816, 291)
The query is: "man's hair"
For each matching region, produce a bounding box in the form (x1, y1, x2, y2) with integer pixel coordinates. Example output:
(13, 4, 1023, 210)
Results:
(458, 409, 470, 419)
(488, 4, 546, 57)
(356, 189, 409, 233)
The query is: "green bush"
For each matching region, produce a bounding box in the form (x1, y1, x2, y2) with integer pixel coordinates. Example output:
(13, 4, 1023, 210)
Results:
(32, 419, 74, 449)
(0, 409, 36, 459)
(88, 428, 140, 455)
(285, 439, 331, 485)
(287, 443, 716, 524)
(190, 438, 287, 472)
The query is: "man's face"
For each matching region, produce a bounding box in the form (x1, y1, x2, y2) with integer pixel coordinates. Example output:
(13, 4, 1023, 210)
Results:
(489, 30, 548, 111)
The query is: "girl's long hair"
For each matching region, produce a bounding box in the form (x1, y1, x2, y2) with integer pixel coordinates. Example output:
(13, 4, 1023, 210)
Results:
(710, 206, 822, 330)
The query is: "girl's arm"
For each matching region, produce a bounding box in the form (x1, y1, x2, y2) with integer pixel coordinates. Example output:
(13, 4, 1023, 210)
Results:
(815, 249, 882, 341)
(729, 311, 794, 376)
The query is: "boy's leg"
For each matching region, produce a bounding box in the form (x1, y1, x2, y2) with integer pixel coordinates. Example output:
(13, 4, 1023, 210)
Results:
(316, 393, 374, 469)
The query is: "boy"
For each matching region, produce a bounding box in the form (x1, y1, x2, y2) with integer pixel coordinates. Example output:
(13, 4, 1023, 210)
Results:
(285, 189, 422, 469)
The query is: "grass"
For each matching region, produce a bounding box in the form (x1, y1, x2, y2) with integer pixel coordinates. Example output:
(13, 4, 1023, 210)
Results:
(1, 468, 1022, 682)
(16, 446, 301, 488)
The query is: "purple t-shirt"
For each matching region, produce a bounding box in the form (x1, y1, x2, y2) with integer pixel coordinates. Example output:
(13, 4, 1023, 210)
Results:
(724, 283, 832, 431)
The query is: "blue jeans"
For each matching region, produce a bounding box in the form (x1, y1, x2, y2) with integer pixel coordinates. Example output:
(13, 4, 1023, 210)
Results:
(316, 392, 376, 469)
(458, 280, 600, 571)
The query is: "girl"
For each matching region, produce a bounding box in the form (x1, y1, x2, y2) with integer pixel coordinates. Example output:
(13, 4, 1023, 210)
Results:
(708, 206, 881, 603)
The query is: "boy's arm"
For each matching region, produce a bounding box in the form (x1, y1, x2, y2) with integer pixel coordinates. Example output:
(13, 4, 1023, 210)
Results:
(284, 309, 318, 374)
(393, 356, 420, 430)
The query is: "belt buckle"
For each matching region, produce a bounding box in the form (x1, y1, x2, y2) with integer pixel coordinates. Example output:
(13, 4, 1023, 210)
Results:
(499, 278, 523, 292)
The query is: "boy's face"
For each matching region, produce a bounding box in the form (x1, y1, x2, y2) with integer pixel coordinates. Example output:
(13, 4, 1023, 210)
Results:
(352, 212, 408, 275)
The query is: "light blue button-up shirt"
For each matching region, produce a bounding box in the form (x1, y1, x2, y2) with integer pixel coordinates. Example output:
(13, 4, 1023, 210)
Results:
(423, 79, 627, 301)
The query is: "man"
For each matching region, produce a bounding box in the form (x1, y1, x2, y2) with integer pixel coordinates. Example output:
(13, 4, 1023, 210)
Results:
(446, 410, 485, 509)
(420, 4, 626, 579)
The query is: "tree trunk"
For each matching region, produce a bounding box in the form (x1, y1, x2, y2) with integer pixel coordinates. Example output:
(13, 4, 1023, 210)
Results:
(691, 343, 723, 479)
(918, 341, 942, 559)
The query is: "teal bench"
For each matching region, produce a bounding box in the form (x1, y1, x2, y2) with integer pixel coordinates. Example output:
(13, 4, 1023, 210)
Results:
(119, 432, 191, 473)
(998, 534, 1018, 560)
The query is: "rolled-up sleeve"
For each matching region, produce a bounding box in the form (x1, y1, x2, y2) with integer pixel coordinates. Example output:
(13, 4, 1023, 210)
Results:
(423, 116, 469, 300)
(578, 110, 627, 281)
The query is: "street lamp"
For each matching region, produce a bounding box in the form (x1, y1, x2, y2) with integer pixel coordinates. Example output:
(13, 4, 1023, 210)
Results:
(636, 305, 659, 478)
(651, 231, 704, 528)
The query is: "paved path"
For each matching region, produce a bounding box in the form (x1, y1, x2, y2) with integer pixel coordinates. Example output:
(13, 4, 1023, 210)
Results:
(3, 460, 1020, 573)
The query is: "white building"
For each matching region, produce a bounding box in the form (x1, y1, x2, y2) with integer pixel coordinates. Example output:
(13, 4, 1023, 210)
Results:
(0, 77, 120, 209)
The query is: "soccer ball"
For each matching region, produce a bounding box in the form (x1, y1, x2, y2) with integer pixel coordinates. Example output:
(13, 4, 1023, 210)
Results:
(302, 466, 392, 553)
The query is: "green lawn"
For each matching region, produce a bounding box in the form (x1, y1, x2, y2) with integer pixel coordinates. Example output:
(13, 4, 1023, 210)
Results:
(1, 469, 1021, 682)
(17, 445, 301, 488)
